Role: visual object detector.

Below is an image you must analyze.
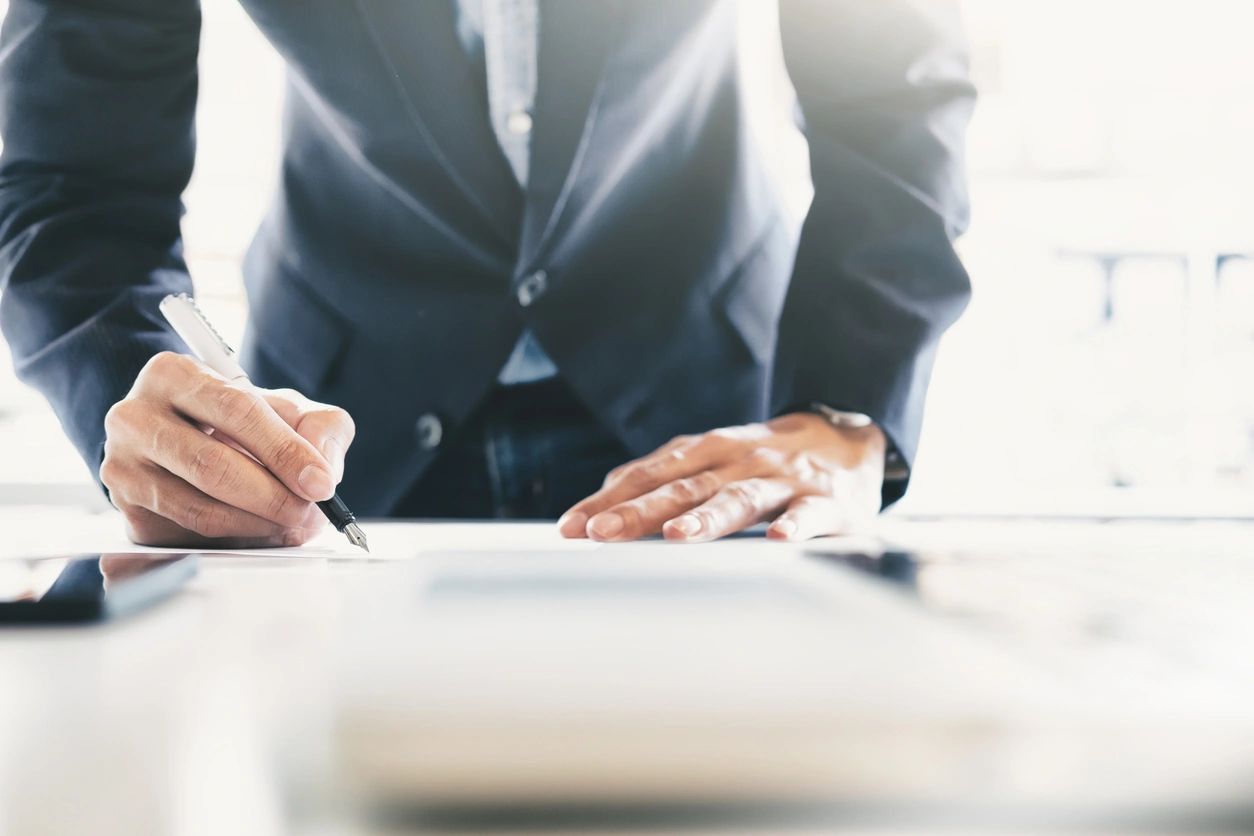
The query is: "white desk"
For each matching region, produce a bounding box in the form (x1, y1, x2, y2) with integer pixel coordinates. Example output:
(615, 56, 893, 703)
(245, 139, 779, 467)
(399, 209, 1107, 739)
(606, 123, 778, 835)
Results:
(1, 512, 1253, 835)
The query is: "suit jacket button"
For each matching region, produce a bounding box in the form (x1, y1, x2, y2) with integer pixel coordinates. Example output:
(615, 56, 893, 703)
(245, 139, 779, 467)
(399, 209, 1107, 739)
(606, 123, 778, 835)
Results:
(415, 413, 443, 450)
(516, 270, 548, 307)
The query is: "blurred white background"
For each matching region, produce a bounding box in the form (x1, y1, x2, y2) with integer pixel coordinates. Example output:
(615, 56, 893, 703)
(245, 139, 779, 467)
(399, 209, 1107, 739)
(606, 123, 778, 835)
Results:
(0, 1, 1252, 517)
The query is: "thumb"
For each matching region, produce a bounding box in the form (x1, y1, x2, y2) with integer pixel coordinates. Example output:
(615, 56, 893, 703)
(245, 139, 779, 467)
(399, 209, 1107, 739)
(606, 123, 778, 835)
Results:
(259, 388, 356, 484)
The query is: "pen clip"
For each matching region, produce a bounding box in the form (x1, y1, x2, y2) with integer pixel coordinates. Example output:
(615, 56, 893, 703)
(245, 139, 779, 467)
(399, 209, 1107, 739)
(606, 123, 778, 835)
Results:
(173, 293, 236, 356)
(159, 292, 249, 381)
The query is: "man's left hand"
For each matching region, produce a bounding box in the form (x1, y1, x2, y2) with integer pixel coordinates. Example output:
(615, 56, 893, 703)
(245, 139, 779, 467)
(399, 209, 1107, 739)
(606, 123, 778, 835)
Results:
(557, 413, 886, 543)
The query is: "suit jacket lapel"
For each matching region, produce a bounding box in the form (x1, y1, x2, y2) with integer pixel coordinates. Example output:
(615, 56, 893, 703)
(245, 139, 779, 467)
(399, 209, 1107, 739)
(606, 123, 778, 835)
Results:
(354, 0, 523, 251)
(520, 0, 624, 267)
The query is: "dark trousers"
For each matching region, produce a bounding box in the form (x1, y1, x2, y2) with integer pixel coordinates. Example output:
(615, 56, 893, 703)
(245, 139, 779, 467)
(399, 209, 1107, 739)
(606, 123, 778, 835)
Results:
(392, 377, 632, 520)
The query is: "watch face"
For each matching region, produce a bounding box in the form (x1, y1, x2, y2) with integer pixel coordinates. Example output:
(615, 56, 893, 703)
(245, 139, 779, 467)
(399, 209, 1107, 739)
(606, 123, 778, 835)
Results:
(811, 403, 875, 429)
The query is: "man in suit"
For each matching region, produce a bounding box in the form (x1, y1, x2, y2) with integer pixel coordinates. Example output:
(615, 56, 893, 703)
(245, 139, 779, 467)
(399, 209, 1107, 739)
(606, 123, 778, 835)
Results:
(0, 1, 973, 547)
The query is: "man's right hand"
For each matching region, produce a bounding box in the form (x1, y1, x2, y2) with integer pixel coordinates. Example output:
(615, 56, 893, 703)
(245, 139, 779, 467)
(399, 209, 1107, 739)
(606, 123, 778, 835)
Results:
(100, 352, 356, 549)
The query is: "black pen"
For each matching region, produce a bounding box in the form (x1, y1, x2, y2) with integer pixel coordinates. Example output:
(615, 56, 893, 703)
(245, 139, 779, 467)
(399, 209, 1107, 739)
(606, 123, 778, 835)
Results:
(159, 293, 369, 552)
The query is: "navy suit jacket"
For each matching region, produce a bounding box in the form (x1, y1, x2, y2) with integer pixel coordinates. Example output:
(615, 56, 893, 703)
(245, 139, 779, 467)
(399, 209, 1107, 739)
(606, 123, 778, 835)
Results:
(0, 0, 973, 513)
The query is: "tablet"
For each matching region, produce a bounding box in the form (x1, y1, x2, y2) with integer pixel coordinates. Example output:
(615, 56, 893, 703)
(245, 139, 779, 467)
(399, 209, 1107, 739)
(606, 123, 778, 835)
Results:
(0, 553, 197, 624)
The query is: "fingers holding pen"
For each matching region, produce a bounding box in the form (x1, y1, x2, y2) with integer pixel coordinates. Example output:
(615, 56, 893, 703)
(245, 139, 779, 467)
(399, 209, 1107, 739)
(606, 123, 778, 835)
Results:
(103, 354, 330, 539)
(101, 342, 360, 550)
(140, 353, 337, 502)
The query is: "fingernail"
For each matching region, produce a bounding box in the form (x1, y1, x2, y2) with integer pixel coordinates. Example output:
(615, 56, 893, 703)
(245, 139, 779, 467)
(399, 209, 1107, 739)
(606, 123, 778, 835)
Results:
(298, 464, 335, 501)
(671, 514, 702, 538)
(558, 511, 588, 538)
(588, 512, 624, 540)
(771, 518, 797, 539)
(322, 436, 345, 482)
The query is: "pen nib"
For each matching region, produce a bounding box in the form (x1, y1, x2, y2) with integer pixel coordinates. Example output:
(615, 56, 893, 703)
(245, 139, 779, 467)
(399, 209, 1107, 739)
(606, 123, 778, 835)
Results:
(343, 522, 369, 553)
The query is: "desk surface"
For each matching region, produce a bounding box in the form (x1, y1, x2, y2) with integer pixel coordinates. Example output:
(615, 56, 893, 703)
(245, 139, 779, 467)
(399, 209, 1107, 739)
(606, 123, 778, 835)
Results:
(1, 512, 1253, 835)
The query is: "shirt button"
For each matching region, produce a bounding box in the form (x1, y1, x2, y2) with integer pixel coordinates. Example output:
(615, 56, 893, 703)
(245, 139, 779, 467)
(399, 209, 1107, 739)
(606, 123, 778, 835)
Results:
(506, 109, 533, 136)
(414, 413, 443, 451)
(516, 270, 547, 307)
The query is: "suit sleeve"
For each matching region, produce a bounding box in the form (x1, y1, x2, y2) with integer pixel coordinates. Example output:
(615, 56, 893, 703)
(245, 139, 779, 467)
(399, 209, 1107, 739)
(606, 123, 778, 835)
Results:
(774, 0, 975, 505)
(0, 0, 200, 483)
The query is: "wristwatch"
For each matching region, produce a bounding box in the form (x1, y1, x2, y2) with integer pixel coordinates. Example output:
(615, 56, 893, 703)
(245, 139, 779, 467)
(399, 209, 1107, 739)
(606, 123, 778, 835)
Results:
(809, 403, 909, 483)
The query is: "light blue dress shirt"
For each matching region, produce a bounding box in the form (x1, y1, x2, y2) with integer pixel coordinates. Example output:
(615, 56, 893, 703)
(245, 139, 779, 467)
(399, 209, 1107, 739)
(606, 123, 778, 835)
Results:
(457, 0, 558, 384)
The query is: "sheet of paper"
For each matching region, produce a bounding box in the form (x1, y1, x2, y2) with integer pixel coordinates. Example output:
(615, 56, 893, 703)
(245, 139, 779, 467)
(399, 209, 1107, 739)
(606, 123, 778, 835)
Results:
(0, 506, 885, 561)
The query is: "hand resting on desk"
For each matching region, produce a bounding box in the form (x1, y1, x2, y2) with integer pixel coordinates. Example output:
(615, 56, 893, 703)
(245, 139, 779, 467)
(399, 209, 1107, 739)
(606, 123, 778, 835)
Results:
(558, 413, 885, 543)
(99, 352, 355, 548)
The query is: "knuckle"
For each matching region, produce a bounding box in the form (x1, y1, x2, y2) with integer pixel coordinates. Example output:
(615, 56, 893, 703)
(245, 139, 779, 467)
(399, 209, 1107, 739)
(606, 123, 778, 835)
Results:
(723, 479, 763, 514)
(700, 427, 747, 455)
(183, 499, 230, 538)
(149, 483, 177, 524)
(180, 499, 207, 535)
(663, 446, 688, 465)
(142, 350, 186, 380)
(690, 507, 718, 532)
(622, 464, 655, 490)
(264, 489, 305, 526)
(98, 452, 125, 490)
(188, 443, 230, 490)
(696, 468, 723, 492)
(747, 446, 786, 471)
(614, 501, 647, 533)
(303, 405, 356, 446)
(797, 462, 833, 495)
(706, 423, 769, 445)
(790, 451, 819, 475)
(268, 437, 308, 478)
(329, 406, 356, 439)
(639, 451, 683, 482)
(217, 385, 264, 429)
(103, 399, 136, 436)
(148, 420, 175, 460)
(667, 475, 707, 505)
(634, 462, 663, 485)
